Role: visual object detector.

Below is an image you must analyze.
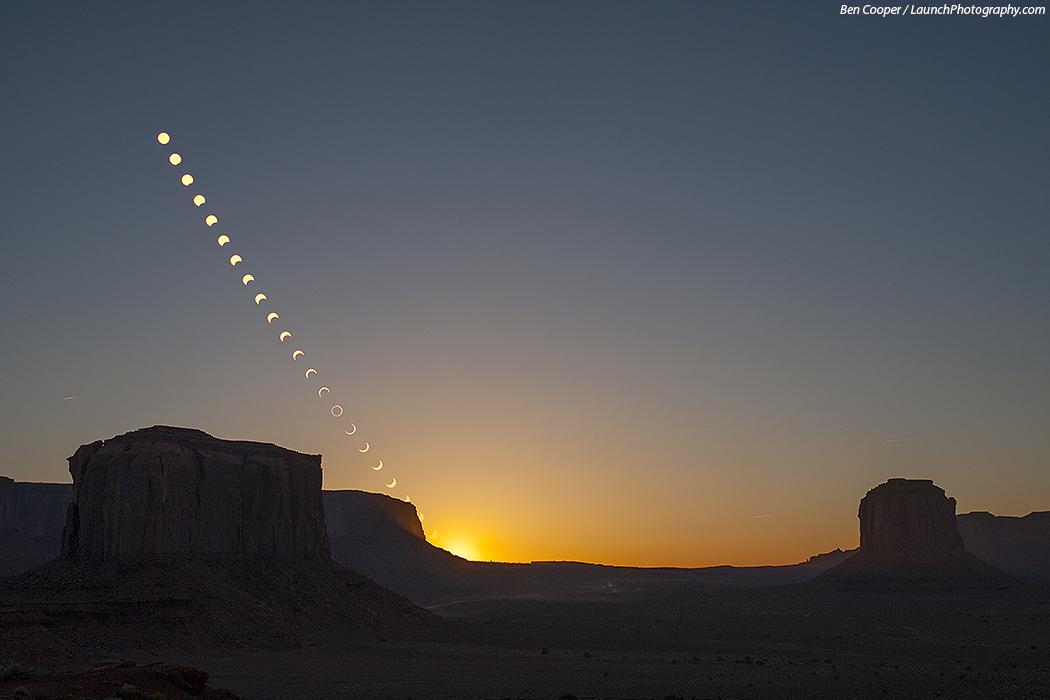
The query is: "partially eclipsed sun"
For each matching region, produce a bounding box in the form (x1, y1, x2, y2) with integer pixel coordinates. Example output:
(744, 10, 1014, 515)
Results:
(155, 131, 412, 531)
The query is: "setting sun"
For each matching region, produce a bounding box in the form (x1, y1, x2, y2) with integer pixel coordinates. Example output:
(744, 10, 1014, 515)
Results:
(443, 537, 481, 562)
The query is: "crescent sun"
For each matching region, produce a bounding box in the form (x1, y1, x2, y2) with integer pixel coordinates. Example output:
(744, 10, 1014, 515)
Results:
(193, 194, 206, 207)
(291, 349, 304, 360)
(318, 386, 330, 396)
(255, 293, 268, 304)
(279, 331, 292, 342)
(205, 215, 218, 227)
(242, 274, 255, 286)
(217, 235, 230, 247)
(371, 459, 382, 471)
(305, 368, 317, 379)
(344, 424, 357, 436)
(386, 478, 397, 489)
(229, 254, 243, 266)
(266, 312, 280, 324)
(358, 442, 370, 454)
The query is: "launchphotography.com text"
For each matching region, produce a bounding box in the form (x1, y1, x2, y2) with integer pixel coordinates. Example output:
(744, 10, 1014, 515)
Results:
(840, 3, 1046, 16)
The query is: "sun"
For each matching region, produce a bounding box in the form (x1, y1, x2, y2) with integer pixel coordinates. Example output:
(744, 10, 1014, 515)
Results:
(443, 537, 481, 561)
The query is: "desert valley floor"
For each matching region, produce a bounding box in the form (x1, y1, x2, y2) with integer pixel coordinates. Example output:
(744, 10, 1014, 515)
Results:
(5, 584, 1044, 700)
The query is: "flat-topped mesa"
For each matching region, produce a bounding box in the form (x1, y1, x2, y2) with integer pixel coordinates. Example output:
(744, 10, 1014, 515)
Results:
(957, 510, 1050, 583)
(819, 478, 1007, 587)
(324, 489, 426, 544)
(0, 477, 73, 575)
(859, 478, 965, 553)
(61, 426, 329, 561)
(322, 489, 466, 604)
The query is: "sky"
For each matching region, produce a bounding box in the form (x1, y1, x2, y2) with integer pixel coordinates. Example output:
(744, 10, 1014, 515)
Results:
(1, 1, 1047, 567)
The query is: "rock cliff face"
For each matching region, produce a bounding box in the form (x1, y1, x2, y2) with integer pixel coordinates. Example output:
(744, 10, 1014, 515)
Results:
(957, 510, 1050, 583)
(61, 426, 329, 561)
(324, 489, 464, 602)
(820, 478, 1007, 588)
(859, 478, 966, 553)
(2, 427, 436, 652)
(325, 489, 426, 543)
(0, 477, 72, 576)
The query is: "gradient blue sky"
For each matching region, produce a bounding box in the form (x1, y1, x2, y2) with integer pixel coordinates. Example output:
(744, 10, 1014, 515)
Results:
(1, 1, 1047, 565)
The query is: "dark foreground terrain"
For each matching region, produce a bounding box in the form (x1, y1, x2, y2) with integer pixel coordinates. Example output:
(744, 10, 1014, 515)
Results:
(0, 660, 243, 699)
(6, 583, 1040, 700)
(195, 583, 1050, 700)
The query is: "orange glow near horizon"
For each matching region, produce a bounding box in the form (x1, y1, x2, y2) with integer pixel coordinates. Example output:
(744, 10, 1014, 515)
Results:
(414, 519, 858, 568)
(442, 536, 482, 562)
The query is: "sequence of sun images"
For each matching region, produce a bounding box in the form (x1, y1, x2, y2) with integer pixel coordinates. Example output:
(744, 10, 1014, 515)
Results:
(154, 130, 427, 530)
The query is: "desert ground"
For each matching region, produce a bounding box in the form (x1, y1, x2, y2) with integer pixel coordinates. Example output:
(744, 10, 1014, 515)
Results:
(139, 584, 1050, 699)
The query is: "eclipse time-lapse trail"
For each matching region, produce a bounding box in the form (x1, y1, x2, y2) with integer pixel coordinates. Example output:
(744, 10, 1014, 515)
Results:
(153, 131, 422, 521)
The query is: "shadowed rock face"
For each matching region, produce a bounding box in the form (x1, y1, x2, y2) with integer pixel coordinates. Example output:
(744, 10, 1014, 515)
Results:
(957, 510, 1050, 583)
(2, 427, 436, 653)
(859, 478, 965, 553)
(323, 489, 464, 602)
(821, 478, 1007, 588)
(325, 489, 425, 543)
(61, 426, 329, 561)
(0, 477, 72, 576)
